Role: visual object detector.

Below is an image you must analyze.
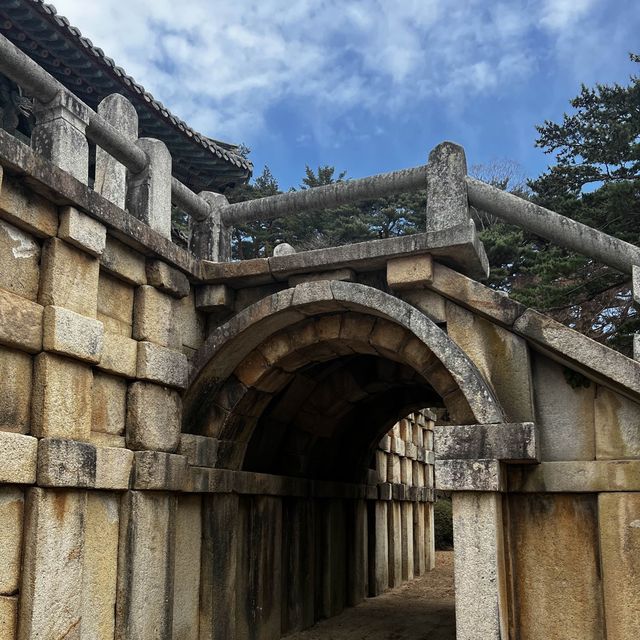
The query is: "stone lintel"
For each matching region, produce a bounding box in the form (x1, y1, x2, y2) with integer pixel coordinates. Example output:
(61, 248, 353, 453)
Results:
(435, 422, 538, 462)
(436, 459, 505, 492)
(508, 460, 640, 493)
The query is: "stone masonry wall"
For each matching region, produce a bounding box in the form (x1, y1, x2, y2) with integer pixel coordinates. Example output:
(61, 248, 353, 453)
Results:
(0, 168, 436, 639)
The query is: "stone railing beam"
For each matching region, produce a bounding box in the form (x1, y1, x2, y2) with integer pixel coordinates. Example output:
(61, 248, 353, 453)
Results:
(219, 165, 428, 225)
(467, 177, 640, 275)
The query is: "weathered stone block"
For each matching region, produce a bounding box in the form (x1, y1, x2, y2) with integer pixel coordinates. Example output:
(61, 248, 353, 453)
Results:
(0, 488, 23, 596)
(172, 495, 202, 640)
(132, 450, 187, 491)
(88, 431, 126, 449)
(633, 265, 640, 305)
(401, 456, 412, 485)
(136, 341, 189, 389)
(0, 219, 40, 301)
(436, 459, 504, 492)
(195, 284, 234, 312)
(146, 260, 190, 298)
(532, 353, 595, 461)
(435, 422, 538, 461)
(32, 353, 93, 440)
(508, 493, 604, 639)
(82, 493, 120, 640)
(452, 492, 509, 640)
(19, 488, 87, 640)
(58, 206, 106, 257)
(0, 596, 17, 640)
(0, 432, 37, 484)
(595, 386, 640, 459)
(92, 372, 127, 436)
(289, 268, 355, 286)
(446, 301, 535, 422)
(126, 382, 182, 452)
(115, 491, 174, 639)
(100, 236, 146, 286)
(98, 332, 137, 378)
(507, 460, 640, 493)
(133, 285, 179, 348)
(39, 237, 99, 317)
(387, 501, 402, 588)
(178, 434, 218, 468)
(387, 454, 401, 484)
(0, 175, 58, 238)
(0, 288, 43, 353)
(43, 305, 104, 363)
(400, 288, 447, 324)
(386, 254, 433, 290)
(599, 493, 640, 638)
(176, 291, 205, 353)
(0, 346, 32, 433)
(426, 141, 469, 232)
(97, 270, 134, 336)
(37, 438, 132, 490)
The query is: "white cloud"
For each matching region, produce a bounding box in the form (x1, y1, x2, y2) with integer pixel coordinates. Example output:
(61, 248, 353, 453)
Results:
(50, 0, 602, 144)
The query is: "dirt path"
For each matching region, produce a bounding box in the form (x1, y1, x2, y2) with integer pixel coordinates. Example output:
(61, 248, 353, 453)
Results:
(284, 551, 455, 640)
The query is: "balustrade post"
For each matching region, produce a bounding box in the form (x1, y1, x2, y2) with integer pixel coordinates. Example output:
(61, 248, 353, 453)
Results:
(193, 191, 232, 262)
(95, 94, 138, 209)
(633, 266, 639, 360)
(425, 141, 471, 232)
(126, 138, 172, 239)
(31, 91, 90, 183)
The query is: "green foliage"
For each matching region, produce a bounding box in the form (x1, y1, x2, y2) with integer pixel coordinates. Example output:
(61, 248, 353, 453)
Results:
(225, 164, 426, 259)
(434, 499, 453, 550)
(479, 55, 640, 355)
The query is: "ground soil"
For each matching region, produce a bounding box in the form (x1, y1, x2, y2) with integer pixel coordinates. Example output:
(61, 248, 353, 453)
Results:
(284, 551, 455, 640)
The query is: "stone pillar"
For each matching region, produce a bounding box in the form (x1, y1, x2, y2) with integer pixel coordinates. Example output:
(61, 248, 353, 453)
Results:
(387, 501, 402, 588)
(425, 141, 470, 233)
(281, 498, 315, 634)
(18, 488, 87, 639)
(31, 91, 90, 184)
(193, 191, 232, 262)
(95, 94, 139, 209)
(452, 492, 509, 640)
(367, 500, 389, 596)
(347, 499, 368, 607)
(200, 494, 239, 640)
(126, 138, 172, 239)
(236, 496, 282, 640)
(115, 491, 175, 640)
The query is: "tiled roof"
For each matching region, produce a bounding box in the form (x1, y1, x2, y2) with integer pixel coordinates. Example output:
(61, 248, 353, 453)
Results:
(0, 0, 253, 191)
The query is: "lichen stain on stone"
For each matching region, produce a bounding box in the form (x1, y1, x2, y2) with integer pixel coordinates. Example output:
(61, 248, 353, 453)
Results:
(0, 219, 39, 259)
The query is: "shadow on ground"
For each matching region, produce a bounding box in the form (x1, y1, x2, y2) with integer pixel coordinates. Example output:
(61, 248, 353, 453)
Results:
(284, 551, 456, 640)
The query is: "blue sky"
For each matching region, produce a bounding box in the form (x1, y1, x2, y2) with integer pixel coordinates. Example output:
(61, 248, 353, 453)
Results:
(54, 0, 640, 190)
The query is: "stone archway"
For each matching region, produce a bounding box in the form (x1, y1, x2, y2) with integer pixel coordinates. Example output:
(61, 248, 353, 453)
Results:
(184, 280, 510, 638)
